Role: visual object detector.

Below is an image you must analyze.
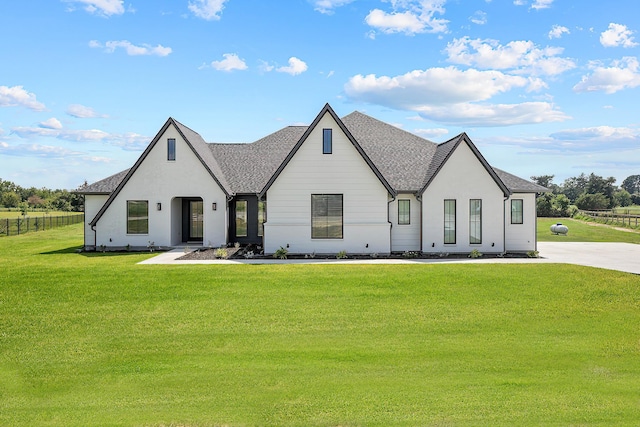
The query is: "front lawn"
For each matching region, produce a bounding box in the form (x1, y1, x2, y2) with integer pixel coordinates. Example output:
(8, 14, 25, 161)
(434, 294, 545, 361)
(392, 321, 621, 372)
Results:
(1, 225, 639, 426)
(538, 217, 640, 243)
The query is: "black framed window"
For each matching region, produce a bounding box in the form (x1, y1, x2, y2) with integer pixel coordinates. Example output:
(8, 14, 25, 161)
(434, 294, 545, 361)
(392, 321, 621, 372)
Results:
(323, 128, 332, 154)
(469, 199, 482, 244)
(511, 199, 523, 224)
(444, 199, 456, 244)
(312, 194, 343, 239)
(127, 200, 148, 234)
(236, 200, 247, 237)
(398, 199, 410, 225)
(167, 138, 176, 161)
(258, 201, 266, 237)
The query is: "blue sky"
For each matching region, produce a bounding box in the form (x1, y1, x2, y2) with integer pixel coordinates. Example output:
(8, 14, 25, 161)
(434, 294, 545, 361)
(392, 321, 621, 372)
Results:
(1, 0, 639, 190)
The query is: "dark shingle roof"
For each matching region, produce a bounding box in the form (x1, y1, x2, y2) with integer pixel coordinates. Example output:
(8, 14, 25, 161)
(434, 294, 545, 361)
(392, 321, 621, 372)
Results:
(82, 109, 547, 199)
(342, 111, 436, 192)
(81, 169, 130, 194)
(494, 168, 549, 193)
(210, 126, 307, 194)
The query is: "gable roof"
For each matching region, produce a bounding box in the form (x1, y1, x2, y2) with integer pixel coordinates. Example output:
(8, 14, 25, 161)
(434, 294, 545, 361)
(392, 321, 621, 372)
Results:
(88, 118, 230, 227)
(419, 132, 510, 197)
(341, 111, 437, 192)
(82, 105, 547, 211)
(259, 103, 396, 197)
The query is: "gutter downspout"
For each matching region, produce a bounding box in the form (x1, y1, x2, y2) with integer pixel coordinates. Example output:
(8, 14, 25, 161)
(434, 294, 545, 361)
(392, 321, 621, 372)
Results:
(503, 195, 509, 256)
(387, 193, 396, 254)
(416, 193, 423, 253)
(257, 192, 265, 250)
(91, 224, 97, 250)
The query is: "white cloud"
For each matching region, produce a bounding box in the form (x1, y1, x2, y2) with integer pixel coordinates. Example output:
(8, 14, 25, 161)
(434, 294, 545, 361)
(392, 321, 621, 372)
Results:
(65, 0, 125, 16)
(600, 23, 638, 48)
(210, 53, 248, 71)
(276, 57, 308, 75)
(469, 11, 487, 25)
(39, 118, 63, 130)
(66, 104, 108, 118)
(413, 127, 449, 139)
(312, 0, 354, 14)
(365, 0, 448, 36)
(89, 40, 172, 56)
(573, 57, 640, 94)
(513, 0, 526, 5)
(531, 0, 554, 10)
(548, 25, 569, 39)
(188, 0, 228, 20)
(344, 67, 569, 126)
(345, 67, 534, 108)
(0, 85, 46, 111)
(413, 102, 569, 126)
(550, 126, 638, 141)
(10, 125, 149, 151)
(444, 37, 575, 76)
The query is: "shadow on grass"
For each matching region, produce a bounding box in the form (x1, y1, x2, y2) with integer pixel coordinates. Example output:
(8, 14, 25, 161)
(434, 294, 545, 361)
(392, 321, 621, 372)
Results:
(40, 246, 153, 258)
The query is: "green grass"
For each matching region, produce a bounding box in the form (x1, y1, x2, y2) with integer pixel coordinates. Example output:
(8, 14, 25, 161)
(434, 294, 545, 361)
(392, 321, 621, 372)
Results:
(538, 217, 640, 243)
(0, 210, 80, 219)
(1, 225, 640, 426)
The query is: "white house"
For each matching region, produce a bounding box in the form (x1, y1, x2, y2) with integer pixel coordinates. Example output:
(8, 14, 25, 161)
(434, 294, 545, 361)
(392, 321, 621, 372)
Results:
(81, 104, 547, 255)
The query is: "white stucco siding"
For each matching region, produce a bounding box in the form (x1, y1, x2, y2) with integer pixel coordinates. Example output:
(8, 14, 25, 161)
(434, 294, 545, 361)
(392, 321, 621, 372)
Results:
(94, 124, 227, 248)
(265, 112, 391, 254)
(390, 194, 421, 252)
(84, 194, 109, 248)
(422, 142, 506, 254)
(504, 193, 537, 252)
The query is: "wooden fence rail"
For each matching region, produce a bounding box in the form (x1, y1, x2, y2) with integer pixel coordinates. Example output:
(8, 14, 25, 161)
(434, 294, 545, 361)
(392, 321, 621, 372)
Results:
(579, 210, 640, 228)
(0, 213, 84, 237)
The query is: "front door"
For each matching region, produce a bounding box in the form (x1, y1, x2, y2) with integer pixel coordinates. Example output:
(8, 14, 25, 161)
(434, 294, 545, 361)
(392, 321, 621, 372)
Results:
(189, 200, 203, 241)
(182, 198, 203, 242)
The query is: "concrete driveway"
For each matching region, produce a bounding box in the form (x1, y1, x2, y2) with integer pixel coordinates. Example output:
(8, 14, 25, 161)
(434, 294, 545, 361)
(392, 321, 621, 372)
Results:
(537, 242, 640, 275)
(141, 242, 640, 275)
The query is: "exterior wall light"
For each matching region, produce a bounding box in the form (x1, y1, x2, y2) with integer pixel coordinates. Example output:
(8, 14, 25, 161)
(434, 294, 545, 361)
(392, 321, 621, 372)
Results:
(212, 202, 217, 211)
(157, 202, 162, 211)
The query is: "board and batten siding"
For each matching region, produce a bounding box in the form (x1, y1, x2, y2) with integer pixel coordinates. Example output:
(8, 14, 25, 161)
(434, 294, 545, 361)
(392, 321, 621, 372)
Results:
(93, 124, 227, 249)
(422, 141, 506, 254)
(504, 193, 537, 252)
(389, 194, 420, 252)
(264, 112, 391, 254)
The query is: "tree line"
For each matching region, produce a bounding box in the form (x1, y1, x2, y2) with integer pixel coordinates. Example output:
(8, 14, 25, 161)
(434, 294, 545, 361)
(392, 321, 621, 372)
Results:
(0, 178, 85, 213)
(532, 173, 640, 217)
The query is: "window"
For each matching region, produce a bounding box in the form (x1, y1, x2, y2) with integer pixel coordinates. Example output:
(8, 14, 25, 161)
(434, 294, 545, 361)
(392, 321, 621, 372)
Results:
(469, 199, 482, 244)
(398, 199, 410, 225)
(127, 200, 148, 234)
(444, 199, 456, 244)
(258, 201, 266, 237)
(312, 194, 343, 239)
(323, 128, 332, 154)
(167, 138, 176, 161)
(511, 199, 523, 224)
(236, 200, 247, 237)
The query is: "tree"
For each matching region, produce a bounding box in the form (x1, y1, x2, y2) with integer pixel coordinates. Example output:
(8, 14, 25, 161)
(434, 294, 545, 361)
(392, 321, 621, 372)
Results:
(621, 175, 640, 195)
(575, 193, 609, 210)
(531, 175, 560, 193)
(536, 193, 571, 217)
(614, 189, 632, 207)
(585, 173, 616, 208)
(2, 191, 20, 208)
(561, 173, 588, 202)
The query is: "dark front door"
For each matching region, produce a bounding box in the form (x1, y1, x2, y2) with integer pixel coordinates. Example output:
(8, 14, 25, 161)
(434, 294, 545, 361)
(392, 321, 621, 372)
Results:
(229, 195, 264, 245)
(182, 198, 203, 242)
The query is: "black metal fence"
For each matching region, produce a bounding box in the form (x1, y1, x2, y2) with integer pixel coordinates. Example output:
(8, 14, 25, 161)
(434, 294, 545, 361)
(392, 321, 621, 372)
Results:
(0, 213, 84, 236)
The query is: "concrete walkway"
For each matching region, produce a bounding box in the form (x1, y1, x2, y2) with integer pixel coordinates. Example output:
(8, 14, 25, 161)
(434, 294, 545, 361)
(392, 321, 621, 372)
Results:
(139, 242, 640, 275)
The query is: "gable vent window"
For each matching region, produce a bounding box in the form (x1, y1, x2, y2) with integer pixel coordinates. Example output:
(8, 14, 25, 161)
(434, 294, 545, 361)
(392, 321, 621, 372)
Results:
(167, 138, 176, 161)
(323, 128, 332, 154)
